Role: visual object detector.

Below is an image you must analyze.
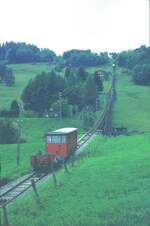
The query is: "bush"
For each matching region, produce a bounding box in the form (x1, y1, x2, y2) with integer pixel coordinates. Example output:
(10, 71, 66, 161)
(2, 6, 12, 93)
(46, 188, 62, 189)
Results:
(10, 100, 20, 117)
(0, 100, 19, 118)
(23, 110, 38, 118)
(0, 63, 15, 86)
(0, 109, 10, 117)
(82, 109, 94, 129)
(0, 119, 18, 144)
(132, 64, 150, 85)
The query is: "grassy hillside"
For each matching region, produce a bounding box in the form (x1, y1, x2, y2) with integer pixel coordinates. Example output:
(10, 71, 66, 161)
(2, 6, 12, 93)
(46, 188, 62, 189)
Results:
(6, 133, 150, 226)
(0, 117, 84, 179)
(0, 63, 53, 110)
(1, 64, 150, 226)
(0, 63, 112, 110)
(112, 69, 150, 132)
(0, 63, 111, 180)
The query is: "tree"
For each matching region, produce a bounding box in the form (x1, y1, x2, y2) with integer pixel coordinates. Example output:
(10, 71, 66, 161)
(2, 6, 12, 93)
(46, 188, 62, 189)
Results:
(0, 63, 15, 86)
(0, 41, 57, 63)
(40, 48, 56, 62)
(64, 67, 71, 78)
(0, 63, 6, 82)
(0, 109, 10, 117)
(66, 84, 85, 110)
(22, 71, 65, 115)
(84, 76, 98, 108)
(94, 72, 103, 91)
(82, 108, 94, 129)
(132, 64, 150, 85)
(110, 52, 118, 62)
(4, 68, 15, 86)
(63, 49, 110, 67)
(0, 119, 18, 144)
(10, 100, 20, 117)
(78, 67, 88, 81)
(117, 46, 150, 86)
(118, 46, 150, 69)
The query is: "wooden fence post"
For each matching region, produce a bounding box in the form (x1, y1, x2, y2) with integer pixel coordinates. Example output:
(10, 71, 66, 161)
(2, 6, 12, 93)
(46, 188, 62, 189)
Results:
(31, 179, 40, 205)
(63, 159, 69, 174)
(0, 162, 1, 180)
(69, 155, 76, 167)
(2, 206, 10, 226)
(50, 163, 58, 188)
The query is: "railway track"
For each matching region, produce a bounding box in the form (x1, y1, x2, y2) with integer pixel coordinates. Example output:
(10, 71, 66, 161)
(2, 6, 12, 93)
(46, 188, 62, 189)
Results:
(0, 173, 46, 207)
(0, 130, 96, 207)
(0, 73, 116, 208)
(0, 130, 101, 208)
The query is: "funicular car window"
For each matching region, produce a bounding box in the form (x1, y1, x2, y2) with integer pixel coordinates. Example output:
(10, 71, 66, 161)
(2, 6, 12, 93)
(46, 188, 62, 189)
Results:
(61, 135, 66, 143)
(47, 135, 66, 143)
(52, 136, 61, 143)
(47, 136, 52, 143)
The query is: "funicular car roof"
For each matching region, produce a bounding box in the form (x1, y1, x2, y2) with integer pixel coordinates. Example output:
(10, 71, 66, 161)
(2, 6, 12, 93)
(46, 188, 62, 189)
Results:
(46, 127, 77, 136)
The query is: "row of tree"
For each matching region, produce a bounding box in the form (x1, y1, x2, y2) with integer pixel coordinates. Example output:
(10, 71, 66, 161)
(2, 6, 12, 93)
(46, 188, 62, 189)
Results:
(0, 63, 15, 86)
(116, 45, 150, 85)
(62, 49, 110, 67)
(0, 42, 111, 67)
(21, 67, 104, 116)
(117, 45, 149, 69)
(0, 42, 57, 64)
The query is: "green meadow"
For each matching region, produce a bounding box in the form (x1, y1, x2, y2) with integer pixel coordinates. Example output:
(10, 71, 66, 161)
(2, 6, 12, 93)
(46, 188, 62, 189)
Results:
(0, 63, 53, 110)
(0, 117, 84, 179)
(0, 63, 111, 180)
(0, 63, 111, 110)
(112, 69, 150, 132)
(6, 133, 150, 226)
(1, 63, 150, 226)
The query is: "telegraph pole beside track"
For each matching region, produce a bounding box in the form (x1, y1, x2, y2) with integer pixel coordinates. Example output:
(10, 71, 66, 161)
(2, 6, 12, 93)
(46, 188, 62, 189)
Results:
(16, 102, 23, 166)
(59, 92, 62, 120)
(0, 160, 1, 181)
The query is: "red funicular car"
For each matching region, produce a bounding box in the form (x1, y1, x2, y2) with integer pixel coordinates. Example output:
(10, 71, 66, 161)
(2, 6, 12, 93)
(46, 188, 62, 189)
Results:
(45, 127, 77, 158)
(31, 128, 77, 172)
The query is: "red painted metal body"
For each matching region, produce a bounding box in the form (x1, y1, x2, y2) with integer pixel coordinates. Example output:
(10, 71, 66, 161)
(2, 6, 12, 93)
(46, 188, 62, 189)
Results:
(46, 144, 67, 158)
(45, 128, 77, 158)
(31, 128, 77, 171)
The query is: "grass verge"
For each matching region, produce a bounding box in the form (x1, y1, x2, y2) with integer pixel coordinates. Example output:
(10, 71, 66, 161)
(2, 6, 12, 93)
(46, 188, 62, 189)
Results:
(5, 133, 150, 226)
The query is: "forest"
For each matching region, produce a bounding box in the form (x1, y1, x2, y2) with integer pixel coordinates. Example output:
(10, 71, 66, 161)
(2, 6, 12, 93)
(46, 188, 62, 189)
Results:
(0, 42, 149, 144)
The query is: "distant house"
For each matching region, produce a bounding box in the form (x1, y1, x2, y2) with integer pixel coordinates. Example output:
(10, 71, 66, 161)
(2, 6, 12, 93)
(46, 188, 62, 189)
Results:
(96, 71, 105, 78)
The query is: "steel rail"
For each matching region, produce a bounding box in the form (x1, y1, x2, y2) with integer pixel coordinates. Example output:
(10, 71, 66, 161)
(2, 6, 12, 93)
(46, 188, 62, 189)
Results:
(0, 73, 116, 208)
(0, 173, 46, 207)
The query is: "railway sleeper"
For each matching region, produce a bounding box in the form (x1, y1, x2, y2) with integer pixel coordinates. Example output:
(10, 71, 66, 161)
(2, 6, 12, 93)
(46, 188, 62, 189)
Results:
(32, 177, 40, 180)
(14, 185, 31, 189)
(1, 196, 13, 200)
(5, 191, 22, 196)
(21, 182, 32, 185)
(11, 188, 28, 192)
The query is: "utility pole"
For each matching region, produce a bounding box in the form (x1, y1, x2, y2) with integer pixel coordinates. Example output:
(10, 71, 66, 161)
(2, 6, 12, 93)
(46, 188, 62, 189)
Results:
(16, 102, 23, 166)
(112, 63, 116, 75)
(96, 97, 99, 111)
(0, 159, 1, 182)
(59, 92, 62, 120)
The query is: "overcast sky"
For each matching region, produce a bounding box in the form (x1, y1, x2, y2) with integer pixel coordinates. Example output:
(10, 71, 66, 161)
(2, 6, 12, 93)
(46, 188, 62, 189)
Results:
(0, 0, 149, 55)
